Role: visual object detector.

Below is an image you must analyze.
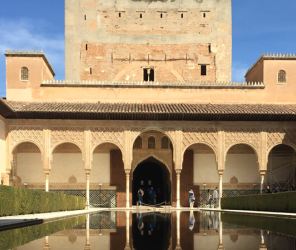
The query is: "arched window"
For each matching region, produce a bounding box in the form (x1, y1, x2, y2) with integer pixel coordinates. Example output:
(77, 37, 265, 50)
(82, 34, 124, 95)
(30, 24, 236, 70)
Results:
(161, 136, 169, 148)
(278, 70, 286, 84)
(134, 136, 142, 149)
(21, 67, 29, 81)
(148, 136, 155, 149)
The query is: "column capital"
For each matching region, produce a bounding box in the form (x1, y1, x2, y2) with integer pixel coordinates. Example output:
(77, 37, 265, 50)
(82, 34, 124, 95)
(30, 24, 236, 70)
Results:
(125, 169, 131, 175)
(85, 169, 91, 175)
(44, 169, 50, 175)
(175, 169, 182, 175)
(260, 170, 267, 176)
(218, 170, 224, 176)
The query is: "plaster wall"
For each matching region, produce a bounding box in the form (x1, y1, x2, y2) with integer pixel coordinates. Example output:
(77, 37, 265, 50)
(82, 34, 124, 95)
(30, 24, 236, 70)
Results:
(194, 154, 260, 187)
(17, 153, 43, 184)
(91, 153, 110, 184)
(51, 153, 85, 183)
(0, 118, 6, 183)
(6, 56, 54, 100)
(65, 0, 232, 82)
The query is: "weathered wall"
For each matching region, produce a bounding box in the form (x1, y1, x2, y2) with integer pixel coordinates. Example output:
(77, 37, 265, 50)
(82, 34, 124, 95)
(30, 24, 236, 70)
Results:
(91, 153, 110, 184)
(6, 56, 54, 100)
(81, 43, 216, 82)
(65, 0, 232, 82)
(0, 117, 6, 184)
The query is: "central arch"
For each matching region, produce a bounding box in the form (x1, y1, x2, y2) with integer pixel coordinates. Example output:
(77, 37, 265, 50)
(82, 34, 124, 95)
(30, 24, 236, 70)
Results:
(132, 157, 171, 205)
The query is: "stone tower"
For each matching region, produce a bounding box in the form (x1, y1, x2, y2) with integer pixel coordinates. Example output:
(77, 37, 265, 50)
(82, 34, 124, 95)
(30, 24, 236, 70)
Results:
(65, 0, 232, 83)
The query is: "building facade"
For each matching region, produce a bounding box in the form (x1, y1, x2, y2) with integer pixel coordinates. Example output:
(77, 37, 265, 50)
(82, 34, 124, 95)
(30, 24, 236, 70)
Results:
(1, 0, 296, 208)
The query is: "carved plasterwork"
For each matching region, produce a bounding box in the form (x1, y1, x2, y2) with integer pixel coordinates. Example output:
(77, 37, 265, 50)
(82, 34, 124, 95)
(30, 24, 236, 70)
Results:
(267, 128, 296, 153)
(225, 128, 260, 154)
(68, 175, 77, 184)
(182, 128, 218, 153)
(9, 126, 43, 153)
(51, 127, 84, 151)
(91, 127, 124, 151)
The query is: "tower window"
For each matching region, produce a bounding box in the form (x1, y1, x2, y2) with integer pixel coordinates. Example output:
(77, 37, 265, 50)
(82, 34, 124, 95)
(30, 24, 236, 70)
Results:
(134, 136, 142, 149)
(203, 13, 206, 18)
(160, 13, 163, 18)
(84, 15, 86, 20)
(148, 136, 155, 149)
(21, 67, 29, 81)
(90, 68, 92, 74)
(278, 70, 286, 84)
(86, 44, 88, 50)
(181, 13, 183, 18)
(201, 65, 207, 76)
(143, 68, 154, 82)
(209, 44, 211, 53)
(140, 14, 142, 18)
(119, 13, 121, 17)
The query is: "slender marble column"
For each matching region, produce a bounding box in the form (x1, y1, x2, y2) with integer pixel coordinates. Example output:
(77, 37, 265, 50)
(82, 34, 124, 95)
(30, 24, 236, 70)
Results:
(85, 214, 90, 250)
(175, 211, 182, 250)
(43, 236, 50, 250)
(260, 170, 266, 193)
(176, 170, 181, 209)
(125, 170, 130, 208)
(45, 172, 49, 192)
(218, 213, 224, 249)
(218, 172, 223, 209)
(86, 173, 90, 209)
(124, 211, 131, 250)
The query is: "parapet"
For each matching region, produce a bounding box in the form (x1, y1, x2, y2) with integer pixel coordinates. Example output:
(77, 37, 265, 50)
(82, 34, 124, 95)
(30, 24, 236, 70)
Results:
(5, 49, 55, 77)
(41, 80, 265, 89)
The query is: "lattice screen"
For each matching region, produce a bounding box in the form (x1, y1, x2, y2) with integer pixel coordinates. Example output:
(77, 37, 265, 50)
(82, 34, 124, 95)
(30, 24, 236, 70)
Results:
(198, 189, 261, 207)
(50, 190, 117, 208)
(72, 211, 117, 230)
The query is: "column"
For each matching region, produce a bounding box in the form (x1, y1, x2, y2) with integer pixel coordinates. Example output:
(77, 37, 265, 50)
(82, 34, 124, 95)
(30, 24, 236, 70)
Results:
(175, 211, 182, 250)
(124, 211, 131, 250)
(218, 213, 224, 249)
(260, 170, 266, 193)
(125, 170, 130, 208)
(85, 214, 90, 250)
(86, 171, 90, 209)
(43, 236, 50, 250)
(4, 169, 10, 186)
(176, 170, 181, 209)
(260, 230, 267, 250)
(44, 170, 50, 192)
(218, 171, 223, 209)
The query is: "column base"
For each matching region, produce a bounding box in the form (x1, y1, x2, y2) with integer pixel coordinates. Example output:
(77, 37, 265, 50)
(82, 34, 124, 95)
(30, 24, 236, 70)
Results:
(175, 245, 182, 250)
(218, 244, 225, 250)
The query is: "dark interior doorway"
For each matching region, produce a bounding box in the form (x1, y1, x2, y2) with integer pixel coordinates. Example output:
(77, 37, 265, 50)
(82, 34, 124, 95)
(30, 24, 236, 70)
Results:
(133, 157, 171, 205)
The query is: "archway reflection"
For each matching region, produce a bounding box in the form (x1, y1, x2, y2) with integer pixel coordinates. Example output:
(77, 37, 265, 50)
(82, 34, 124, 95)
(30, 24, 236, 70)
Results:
(13, 211, 296, 250)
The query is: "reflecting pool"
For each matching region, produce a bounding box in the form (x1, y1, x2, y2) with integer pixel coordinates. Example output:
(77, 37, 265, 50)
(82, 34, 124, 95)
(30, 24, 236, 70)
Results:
(1, 211, 296, 250)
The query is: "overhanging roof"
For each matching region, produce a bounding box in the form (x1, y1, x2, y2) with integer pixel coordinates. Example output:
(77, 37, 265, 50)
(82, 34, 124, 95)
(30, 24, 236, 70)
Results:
(2, 100, 296, 121)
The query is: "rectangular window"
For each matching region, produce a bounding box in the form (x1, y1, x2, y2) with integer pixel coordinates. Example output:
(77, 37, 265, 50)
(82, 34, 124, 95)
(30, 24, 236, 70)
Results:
(143, 68, 154, 81)
(201, 65, 207, 76)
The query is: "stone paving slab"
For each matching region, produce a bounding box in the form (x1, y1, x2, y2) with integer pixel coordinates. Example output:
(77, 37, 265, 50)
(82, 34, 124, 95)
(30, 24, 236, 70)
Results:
(0, 208, 104, 231)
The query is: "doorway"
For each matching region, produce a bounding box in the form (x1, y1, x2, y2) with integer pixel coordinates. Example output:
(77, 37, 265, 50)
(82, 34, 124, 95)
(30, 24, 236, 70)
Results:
(133, 157, 171, 205)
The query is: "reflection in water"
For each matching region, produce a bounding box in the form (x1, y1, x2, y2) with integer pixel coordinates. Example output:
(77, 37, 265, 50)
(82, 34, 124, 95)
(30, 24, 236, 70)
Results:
(6, 211, 296, 250)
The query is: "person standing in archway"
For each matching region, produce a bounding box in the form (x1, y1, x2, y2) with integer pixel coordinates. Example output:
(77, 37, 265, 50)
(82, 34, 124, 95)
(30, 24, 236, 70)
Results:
(188, 189, 195, 208)
(213, 187, 219, 208)
(138, 188, 144, 205)
(150, 187, 156, 205)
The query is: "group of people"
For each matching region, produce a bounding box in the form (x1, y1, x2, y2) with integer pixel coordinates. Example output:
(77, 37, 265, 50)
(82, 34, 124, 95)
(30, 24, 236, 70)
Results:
(137, 187, 156, 205)
(263, 185, 296, 194)
(188, 187, 220, 208)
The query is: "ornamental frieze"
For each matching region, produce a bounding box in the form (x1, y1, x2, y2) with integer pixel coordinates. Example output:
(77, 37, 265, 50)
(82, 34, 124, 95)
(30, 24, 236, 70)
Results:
(224, 128, 261, 152)
(182, 128, 218, 152)
(267, 128, 296, 152)
(91, 127, 124, 150)
(50, 127, 84, 151)
(9, 126, 43, 153)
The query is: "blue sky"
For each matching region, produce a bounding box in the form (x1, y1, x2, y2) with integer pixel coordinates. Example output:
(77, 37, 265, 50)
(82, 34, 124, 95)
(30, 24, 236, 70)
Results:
(0, 0, 295, 97)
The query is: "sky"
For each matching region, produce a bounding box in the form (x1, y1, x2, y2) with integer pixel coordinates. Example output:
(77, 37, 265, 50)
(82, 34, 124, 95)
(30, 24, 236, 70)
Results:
(0, 0, 295, 97)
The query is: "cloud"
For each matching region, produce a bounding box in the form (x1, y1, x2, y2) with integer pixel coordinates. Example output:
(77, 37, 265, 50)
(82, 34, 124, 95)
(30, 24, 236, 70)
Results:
(0, 18, 65, 97)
